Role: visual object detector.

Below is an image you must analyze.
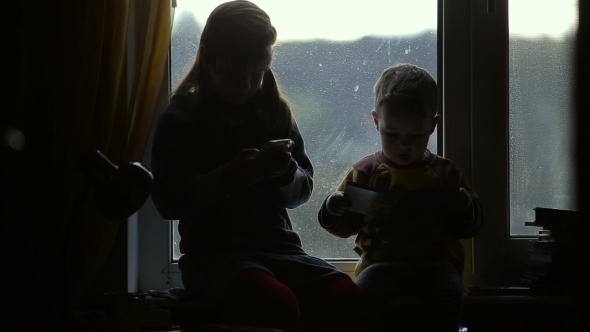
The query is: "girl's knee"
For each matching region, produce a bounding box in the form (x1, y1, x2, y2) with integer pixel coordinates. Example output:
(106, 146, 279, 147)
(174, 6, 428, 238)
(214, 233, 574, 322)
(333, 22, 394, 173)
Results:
(327, 277, 370, 320)
(218, 269, 301, 331)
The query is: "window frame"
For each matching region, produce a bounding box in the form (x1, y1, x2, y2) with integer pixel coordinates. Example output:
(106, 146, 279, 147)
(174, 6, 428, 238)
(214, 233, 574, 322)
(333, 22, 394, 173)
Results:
(469, 0, 537, 284)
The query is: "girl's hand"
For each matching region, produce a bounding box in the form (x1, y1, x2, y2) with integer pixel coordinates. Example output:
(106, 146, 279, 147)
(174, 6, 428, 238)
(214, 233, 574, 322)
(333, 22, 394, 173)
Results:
(226, 148, 264, 184)
(326, 191, 351, 216)
(256, 139, 294, 177)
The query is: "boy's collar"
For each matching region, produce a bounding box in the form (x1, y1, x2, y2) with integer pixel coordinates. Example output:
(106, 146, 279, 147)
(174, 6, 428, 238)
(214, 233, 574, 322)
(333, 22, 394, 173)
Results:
(377, 149, 435, 169)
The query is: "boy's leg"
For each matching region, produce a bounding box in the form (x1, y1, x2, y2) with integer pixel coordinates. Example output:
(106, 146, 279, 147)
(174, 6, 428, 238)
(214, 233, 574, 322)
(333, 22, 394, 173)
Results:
(421, 260, 464, 332)
(355, 261, 422, 331)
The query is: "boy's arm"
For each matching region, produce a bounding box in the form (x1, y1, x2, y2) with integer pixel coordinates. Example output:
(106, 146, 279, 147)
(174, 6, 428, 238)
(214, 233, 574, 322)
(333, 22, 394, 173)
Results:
(452, 170, 484, 239)
(318, 195, 364, 238)
(317, 168, 365, 238)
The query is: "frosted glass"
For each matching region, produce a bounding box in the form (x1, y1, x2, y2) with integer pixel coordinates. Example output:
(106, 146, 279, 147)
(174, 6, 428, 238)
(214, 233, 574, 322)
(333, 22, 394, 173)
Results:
(508, 0, 578, 236)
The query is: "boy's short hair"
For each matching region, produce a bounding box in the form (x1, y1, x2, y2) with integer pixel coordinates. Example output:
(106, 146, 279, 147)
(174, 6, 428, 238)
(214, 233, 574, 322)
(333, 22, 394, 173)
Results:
(373, 63, 438, 117)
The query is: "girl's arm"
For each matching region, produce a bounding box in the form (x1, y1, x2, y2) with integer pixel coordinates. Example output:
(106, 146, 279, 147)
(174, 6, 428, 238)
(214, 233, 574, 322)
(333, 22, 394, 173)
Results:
(151, 107, 252, 220)
(272, 122, 314, 209)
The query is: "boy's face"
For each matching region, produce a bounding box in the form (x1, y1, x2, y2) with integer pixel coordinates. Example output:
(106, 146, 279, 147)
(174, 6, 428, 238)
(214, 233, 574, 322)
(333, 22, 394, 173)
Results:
(372, 105, 439, 166)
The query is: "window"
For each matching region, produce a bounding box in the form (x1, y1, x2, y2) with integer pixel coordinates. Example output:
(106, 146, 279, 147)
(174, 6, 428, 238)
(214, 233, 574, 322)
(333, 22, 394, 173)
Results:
(470, 0, 579, 283)
(507, 0, 578, 236)
(138, 0, 580, 291)
(170, 0, 439, 262)
(138, 0, 439, 289)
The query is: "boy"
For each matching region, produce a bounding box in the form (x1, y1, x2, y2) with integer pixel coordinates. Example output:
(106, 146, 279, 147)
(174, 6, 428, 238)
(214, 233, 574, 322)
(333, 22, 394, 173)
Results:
(318, 63, 483, 331)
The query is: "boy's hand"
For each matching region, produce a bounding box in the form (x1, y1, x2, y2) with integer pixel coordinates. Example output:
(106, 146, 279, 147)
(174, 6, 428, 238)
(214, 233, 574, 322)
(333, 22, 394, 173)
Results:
(256, 139, 294, 177)
(326, 191, 351, 216)
(449, 187, 472, 213)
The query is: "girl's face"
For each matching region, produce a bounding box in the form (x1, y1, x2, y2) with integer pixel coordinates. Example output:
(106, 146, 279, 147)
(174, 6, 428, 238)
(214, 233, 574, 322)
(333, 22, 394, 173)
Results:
(208, 57, 267, 105)
(372, 106, 439, 166)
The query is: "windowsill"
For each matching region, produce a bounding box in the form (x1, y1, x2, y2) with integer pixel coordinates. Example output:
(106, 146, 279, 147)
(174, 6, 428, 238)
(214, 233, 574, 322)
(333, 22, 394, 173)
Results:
(462, 295, 573, 304)
(389, 294, 575, 331)
(65, 293, 571, 331)
(389, 295, 574, 305)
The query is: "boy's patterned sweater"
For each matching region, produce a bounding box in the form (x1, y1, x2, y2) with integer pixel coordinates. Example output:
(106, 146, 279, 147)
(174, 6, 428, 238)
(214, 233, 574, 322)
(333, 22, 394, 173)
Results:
(318, 150, 483, 276)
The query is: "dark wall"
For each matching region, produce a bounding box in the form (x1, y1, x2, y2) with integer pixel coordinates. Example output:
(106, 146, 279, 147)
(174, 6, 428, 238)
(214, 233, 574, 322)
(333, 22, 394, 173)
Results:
(572, 1, 589, 331)
(12, 2, 129, 328)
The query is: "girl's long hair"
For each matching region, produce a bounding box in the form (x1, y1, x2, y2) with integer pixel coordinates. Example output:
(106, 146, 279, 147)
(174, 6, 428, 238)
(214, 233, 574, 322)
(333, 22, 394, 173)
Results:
(172, 0, 294, 141)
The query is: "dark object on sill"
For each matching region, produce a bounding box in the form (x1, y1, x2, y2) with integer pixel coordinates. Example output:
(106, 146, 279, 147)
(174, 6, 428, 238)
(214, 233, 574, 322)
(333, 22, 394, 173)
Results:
(79, 148, 153, 220)
(65, 150, 154, 331)
(532, 207, 579, 228)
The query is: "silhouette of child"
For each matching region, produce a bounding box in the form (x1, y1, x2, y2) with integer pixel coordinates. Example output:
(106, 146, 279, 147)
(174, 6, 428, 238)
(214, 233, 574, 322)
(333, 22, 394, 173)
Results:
(151, 2, 368, 331)
(319, 63, 483, 331)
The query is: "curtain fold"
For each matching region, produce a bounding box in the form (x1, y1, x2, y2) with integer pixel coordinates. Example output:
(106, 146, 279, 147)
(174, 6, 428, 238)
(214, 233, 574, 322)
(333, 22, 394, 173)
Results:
(16, 0, 171, 325)
(125, 0, 172, 162)
(62, 1, 130, 312)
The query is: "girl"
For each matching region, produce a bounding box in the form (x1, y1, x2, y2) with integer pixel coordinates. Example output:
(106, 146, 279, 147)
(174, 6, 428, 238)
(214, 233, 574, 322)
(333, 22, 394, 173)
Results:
(151, 1, 367, 332)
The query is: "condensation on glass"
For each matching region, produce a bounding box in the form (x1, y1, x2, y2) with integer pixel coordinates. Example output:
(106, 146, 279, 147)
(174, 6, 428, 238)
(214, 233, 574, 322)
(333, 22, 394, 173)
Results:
(172, 0, 438, 259)
(508, 0, 578, 236)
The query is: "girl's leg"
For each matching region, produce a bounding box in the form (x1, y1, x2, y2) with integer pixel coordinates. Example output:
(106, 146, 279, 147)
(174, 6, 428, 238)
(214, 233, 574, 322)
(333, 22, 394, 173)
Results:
(211, 269, 301, 332)
(292, 275, 369, 332)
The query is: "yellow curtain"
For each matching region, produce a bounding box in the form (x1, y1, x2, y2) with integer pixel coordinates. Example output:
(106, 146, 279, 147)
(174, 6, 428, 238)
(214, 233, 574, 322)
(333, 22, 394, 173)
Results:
(64, 0, 172, 304)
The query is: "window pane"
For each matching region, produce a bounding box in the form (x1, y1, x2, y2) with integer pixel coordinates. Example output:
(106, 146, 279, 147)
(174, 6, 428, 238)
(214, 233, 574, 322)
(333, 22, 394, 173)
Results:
(508, 0, 578, 236)
(172, 0, 438, 260)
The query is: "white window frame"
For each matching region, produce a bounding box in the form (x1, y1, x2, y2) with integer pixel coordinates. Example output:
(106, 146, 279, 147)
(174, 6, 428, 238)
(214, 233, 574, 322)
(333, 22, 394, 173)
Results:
(138, 0, 551, 292)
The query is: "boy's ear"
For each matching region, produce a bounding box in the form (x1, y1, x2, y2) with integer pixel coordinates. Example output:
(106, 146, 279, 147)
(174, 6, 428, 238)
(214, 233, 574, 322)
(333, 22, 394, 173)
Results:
(430, 114, 441, 134)
(372, 110, 379, 131)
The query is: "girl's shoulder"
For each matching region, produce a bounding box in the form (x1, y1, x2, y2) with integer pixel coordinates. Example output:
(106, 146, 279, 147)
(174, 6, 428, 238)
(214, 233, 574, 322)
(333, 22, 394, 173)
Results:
(159, 93, 208, 126)
(170, 92, 200, 108)
(159, 104, 193, 126)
